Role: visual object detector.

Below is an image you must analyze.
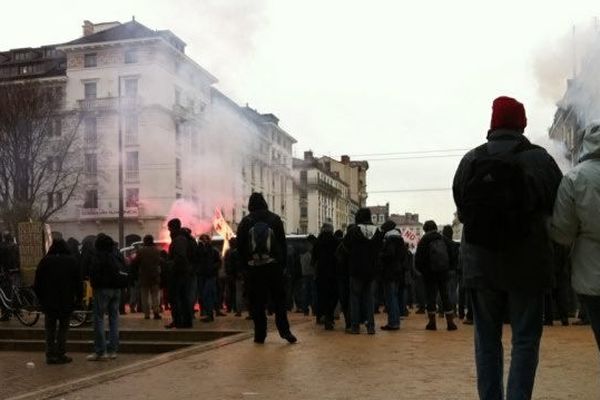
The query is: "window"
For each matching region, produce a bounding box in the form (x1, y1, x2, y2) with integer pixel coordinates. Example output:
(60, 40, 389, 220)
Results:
(47, 193, 54, 209)
(84, 53, 97, 68)
(175, 193, 182, 199)
(124, 49, 138, 64)
(300, 206, 308, 218)
(123, 78, 138, 97)
(84, 82, 97, 99)
(175, 158, 182, 188)
(126, 188, 139, 208)
(84, 153, 97, 176)
(84, 117, 97, 145)
(51, 118, 62, 137)
(83, 190, 98, 209)
(174, 88, 181, 105)
(125, 114, 138, 145)
(56, 191, 62, 206)
(47, 156, 59, 172)
(125, 151, 139, 181)
(379, 215, 385, 224)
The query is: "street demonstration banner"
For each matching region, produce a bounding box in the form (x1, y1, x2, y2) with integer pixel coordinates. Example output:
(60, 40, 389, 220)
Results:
(400, 228, 421, 252)
(18, 222, 52, 286)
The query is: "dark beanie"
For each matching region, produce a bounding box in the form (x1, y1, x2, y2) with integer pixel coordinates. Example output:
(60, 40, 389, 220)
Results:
(490, 96, 527, 133)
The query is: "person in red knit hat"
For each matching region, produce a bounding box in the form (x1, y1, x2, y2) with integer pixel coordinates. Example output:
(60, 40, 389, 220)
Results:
(452, 96, 563, 399)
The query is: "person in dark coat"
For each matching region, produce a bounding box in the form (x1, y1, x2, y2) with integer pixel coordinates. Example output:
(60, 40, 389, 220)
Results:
(379, 221, 407, 330)
(87, 234, 123, 361)
(312, 223, 340, 330)
(34, 239, 82, 364)
(197, 234, 221, 322)
(343, 208, 386, 335)
(131, 235, 162, 320)
(415, 220, 457, 331)
(165, 218, 194, 329)
(453, 96, 563, 399)
(236, 193, 296, 344)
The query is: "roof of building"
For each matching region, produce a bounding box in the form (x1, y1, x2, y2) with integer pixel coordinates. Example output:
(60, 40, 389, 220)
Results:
(63, 20, 168, 47)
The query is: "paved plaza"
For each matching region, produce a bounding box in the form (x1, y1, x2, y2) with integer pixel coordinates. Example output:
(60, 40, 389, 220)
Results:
(1, 312, 598, 400)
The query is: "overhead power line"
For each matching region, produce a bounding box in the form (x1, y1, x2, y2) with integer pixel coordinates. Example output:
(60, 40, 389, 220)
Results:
(368, 188, 452, 194)
(346, 148, 471, 157)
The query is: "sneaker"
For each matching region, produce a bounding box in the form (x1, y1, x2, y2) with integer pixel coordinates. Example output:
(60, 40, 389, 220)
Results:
(86, 353, 108, 361)
(46, 357, 59, 365)
(345, 327, 360, 335)
(282, 332, 298, 344)
(107, 352, 117, 360)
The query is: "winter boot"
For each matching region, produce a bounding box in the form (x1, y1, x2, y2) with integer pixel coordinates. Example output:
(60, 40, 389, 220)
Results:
(426, 313, 437, 331)
(446, 313, 458, 331)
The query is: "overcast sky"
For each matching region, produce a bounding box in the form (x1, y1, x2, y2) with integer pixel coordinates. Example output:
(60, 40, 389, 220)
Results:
(2, 0, 598, 225)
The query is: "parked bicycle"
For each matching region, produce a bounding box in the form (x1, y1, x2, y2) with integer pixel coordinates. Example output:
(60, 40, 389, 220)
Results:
(69, 280, 93, 328)
(0, 269, 41, 326)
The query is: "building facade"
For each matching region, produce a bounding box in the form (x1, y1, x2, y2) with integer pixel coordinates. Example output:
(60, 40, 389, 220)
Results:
(368, 204, 389, 226)
(1, 19, 298, 244)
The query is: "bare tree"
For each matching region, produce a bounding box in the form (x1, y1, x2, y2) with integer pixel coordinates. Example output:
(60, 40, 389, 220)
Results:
(0, 81, 82, 232)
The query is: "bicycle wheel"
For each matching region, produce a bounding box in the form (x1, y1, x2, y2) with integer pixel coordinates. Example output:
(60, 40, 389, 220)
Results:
(69, 311, 87, 328)
(15, 287, 40, 327)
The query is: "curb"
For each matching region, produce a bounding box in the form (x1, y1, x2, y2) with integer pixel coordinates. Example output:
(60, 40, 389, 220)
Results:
(5, 330, 253, 400)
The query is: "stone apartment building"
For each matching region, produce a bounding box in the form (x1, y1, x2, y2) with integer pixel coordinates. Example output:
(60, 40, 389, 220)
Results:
(390, 212, 423, 236)
(292, 151, 353, 234)
(368, 204, 389, 226)
(0, 19, 297, 243)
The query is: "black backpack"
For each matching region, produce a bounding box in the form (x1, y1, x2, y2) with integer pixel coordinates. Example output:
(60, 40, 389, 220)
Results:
(429, 237, 450, 272)
(462, 140, 537, 250)
(248, 220, 276, 266)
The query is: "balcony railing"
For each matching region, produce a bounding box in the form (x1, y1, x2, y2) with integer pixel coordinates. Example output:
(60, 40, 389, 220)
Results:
(125, 169, 139, 182)
(78, 96, 139, 112)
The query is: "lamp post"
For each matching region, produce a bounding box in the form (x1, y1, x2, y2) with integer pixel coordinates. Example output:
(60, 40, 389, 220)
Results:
(117, 77, 124, 248)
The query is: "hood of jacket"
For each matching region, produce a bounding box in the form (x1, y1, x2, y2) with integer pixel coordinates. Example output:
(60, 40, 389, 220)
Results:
(355, 208, 372, 225)
(579, 126, 600, 162)
(248, 193, 268, 212)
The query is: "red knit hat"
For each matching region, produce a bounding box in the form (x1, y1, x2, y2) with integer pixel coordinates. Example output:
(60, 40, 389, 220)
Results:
(490, 96, 527, 132)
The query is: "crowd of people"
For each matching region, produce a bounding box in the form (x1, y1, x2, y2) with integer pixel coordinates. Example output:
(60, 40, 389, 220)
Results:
(0, 95, 599, 399)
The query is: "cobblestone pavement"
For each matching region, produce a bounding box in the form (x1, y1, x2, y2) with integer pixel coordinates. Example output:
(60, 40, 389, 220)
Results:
(27, 313, 600, 400)
(0, 311, 311, 399)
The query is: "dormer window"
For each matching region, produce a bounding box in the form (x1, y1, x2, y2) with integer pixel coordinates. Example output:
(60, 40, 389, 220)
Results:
(124, 49, 137, 64)
(84, 53, 97, 68)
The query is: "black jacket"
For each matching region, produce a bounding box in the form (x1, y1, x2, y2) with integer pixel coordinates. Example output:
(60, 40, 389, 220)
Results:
(34, 254, 82, 314)
(313, 231, 339, 281)
(169, 230, 193, 278)
(380, 230, 407, 283)
(415, 231, 453, 281)
(236, 194, 287, 269)
(89, 251, 121, 290)
(453, 129, 563, 290)
(197, 244, 221, 278)
(343, 222, 384, 281)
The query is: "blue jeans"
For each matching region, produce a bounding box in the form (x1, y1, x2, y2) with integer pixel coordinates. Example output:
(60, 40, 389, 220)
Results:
(202, 277, 217, 317)
(472, 289, 544, 400)
(302, 275, 316, 314)
(350, 277, 374, 330)
(93, 288, 121, 355)
(384, 281, 400, 328)
(579, 295, 600, 350)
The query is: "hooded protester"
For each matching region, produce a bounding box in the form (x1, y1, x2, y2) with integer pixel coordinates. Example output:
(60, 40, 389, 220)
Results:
(453, 96, 563, 399)
(379, 221, 407, 330)
(87, 233, 123, 361)
(335, 226, 352, 330)
(300, 235, 317, 316)
(549, 123, 600, 350)
(165, 218, 194, 329)
(34, 239, 82, 364)
(236, 193, 297, 344)
(342, 208, 386, 334)
(415, 220, 457, 331)
(197, 234, 222, 322)
(313, 222, 340, 330)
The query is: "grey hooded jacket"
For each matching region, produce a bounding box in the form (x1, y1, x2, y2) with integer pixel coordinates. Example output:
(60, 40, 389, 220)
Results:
(549, 127, 600, 296)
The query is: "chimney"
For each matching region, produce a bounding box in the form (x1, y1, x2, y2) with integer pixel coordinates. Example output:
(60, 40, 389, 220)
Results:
(341, 155, 350, 165)
(82, 20, 94, 37)
(304, 151, 314, 161)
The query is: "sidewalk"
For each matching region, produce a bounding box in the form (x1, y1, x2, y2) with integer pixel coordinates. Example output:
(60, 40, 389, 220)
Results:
(27, 313, 600, 400)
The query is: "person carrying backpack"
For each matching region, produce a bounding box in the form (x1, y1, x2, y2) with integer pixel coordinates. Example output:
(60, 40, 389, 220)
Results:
(236, 193, 297, 344)
(453, 96, 562, 400)
(415, 220, 457, 331)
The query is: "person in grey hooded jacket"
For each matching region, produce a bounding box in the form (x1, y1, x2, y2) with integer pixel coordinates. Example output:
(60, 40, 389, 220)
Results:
(549, 123, 600, 350)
